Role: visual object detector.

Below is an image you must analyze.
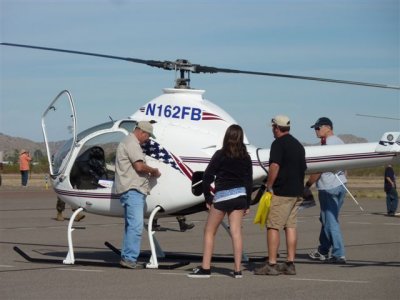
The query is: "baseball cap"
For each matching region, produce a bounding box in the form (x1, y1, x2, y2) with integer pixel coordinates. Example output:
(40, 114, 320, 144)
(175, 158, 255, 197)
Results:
(271, 115, 291, 127)
(310, 117, 333, 129)
(137, 121, 156, 139)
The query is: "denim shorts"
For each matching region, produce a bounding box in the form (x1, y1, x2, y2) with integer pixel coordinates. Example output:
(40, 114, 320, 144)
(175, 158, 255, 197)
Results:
(214, 196, 248, 213)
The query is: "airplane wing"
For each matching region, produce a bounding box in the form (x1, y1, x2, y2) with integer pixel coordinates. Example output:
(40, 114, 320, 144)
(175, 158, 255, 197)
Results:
(254, 132, 399, 178)
(305, 131, 399, 173)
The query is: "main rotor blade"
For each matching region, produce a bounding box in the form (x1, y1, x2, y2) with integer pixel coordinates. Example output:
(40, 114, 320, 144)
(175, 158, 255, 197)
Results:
(2, 42, 399, 90)
(0, 42, 168, 69)
(356, 113, 400, 121)
(194, 65, 400, 90)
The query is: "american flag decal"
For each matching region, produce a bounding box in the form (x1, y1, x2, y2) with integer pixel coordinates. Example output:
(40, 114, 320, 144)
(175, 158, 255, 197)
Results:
(202, 111, 224, 121)
(141, 140, 181, 173)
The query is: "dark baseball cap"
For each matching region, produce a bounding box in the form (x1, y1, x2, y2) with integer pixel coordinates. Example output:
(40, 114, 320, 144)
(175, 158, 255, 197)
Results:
(311, 117, 333, 129)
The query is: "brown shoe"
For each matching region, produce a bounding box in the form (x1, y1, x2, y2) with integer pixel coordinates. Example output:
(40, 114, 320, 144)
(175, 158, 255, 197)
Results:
(120, 259, 144, 269)
(277, 261, 296, 275)
(254, 263, 281, 275)
(75, 213, 85, 222)
(56, 212, 64, 221)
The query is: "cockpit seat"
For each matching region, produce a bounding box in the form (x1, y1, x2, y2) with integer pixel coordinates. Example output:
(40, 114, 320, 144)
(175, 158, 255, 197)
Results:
(70, 146, 108, 189)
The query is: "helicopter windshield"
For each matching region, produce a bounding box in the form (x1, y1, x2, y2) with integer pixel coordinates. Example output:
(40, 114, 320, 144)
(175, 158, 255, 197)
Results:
(42, 90, 77, 176)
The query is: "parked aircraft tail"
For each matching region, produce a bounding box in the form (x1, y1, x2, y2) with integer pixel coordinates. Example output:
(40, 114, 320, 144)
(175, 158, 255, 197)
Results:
(375, 132, 400, 153)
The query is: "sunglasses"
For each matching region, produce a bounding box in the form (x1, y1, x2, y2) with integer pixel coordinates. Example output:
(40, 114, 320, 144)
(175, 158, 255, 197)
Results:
(314, 127, 321, 131)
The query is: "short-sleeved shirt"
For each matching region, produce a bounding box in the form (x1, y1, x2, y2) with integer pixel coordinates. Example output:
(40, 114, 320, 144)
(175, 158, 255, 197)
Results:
(384, 166, 396, 192)
(19, 153, 31, 171)
(114, 133, 150, 195)
(316, 135, 347, 190)
(269, 134, 306, 197)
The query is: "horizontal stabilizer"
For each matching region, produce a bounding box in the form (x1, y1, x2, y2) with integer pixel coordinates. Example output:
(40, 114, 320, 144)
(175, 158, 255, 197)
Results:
(375, 132, 400, 153)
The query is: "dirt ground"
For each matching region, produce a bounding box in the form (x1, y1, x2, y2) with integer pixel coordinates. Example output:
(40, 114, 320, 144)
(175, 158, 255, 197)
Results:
(0, 173, 386, 199)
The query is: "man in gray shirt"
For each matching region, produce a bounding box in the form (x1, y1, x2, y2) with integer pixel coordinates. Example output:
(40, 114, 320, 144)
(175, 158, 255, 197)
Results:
(305, 117, 347, 264)
(115, 121, 161, 269)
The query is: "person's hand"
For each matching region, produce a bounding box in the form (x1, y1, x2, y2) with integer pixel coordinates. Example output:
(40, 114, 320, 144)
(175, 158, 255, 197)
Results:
(152, 168, 161, 178)
(243, 208, 250, 216)
(303, 186, 312, 199)
(206, 203, 212, 210)
(301, 187, 316, 209)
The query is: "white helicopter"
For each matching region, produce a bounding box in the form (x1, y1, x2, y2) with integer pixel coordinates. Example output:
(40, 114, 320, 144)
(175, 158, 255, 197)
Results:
(2, 43, 400, 269)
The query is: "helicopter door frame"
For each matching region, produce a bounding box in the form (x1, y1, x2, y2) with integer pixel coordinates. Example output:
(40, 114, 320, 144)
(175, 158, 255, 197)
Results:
(41, 90, 77, 177)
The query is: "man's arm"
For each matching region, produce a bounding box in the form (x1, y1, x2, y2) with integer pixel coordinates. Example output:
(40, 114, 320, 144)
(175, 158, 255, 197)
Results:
(133, 161, 161, 178)
(386, 176, 395, 187)
(305, 173, 321, 187)
(265, 162, 280, 193)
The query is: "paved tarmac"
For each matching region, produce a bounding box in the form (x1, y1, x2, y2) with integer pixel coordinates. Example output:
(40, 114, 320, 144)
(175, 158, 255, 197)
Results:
(0, 187, 399, 300)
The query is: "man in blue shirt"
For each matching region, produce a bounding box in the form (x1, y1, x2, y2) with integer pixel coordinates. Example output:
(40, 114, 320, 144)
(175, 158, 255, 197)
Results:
(384, 164, 398, 216)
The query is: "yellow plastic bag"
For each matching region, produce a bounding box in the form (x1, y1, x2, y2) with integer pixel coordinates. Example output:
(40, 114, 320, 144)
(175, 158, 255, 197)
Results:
(253, 191, 272, 229)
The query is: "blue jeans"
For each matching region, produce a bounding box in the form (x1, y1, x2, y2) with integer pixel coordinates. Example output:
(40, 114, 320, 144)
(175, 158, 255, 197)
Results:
(386, 188, 398, 214)
(120, 189, 145, 262)
(317, 185, 346, 258)
(20, 170, 29, 186)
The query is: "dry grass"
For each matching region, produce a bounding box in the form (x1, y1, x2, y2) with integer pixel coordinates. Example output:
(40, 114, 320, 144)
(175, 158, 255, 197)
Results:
(0, 173, 51, 189)
(344, 176, 385, 199)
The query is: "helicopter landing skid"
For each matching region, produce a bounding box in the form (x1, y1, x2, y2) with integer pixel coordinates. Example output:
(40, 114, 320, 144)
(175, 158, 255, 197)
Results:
(105, 207, 268, 267)
(104, 242, 190, 270)
(103, 205, 191, 270)
(13, 246, 119, 268)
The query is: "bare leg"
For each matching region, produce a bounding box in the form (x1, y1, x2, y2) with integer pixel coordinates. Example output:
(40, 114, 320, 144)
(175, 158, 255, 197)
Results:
(267, 228, 280, 264)
(285, 227, 297, 262)
(202, 206, 225, 270)
(228, 209, 244, 272)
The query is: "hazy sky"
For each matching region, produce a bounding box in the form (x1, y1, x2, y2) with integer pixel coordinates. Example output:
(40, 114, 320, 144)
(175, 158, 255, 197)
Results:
(1, 0, 399, 148)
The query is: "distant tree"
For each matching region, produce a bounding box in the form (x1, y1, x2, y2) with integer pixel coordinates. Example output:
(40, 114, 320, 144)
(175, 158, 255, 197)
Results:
(33, 149, 44, 161)
(7, 149, 20, 164)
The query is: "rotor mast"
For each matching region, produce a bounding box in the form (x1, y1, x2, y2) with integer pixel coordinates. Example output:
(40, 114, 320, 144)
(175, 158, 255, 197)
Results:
(174, 59, 192, 89)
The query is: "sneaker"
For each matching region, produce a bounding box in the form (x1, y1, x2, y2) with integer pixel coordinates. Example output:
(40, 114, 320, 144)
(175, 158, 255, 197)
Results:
(254, 263, 281, 275)
(277, 261, 296, 275)
(120, 259, 144, 269)
(187, 267, 211, 278)
(324, 256, 346, 264)
(308, 249, 329, 261)
(233, 271, 243, 279)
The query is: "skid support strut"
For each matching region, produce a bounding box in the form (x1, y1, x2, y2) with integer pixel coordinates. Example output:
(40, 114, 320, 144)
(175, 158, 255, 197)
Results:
(63, 207, 84, 264)
(146, 206, 164, 269)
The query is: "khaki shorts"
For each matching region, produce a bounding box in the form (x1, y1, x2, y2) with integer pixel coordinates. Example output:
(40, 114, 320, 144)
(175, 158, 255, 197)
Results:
(266, 195, 303, 230)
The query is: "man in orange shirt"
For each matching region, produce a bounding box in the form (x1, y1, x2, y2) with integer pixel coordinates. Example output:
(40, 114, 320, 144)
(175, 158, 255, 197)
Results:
(19, 149, 32, 187)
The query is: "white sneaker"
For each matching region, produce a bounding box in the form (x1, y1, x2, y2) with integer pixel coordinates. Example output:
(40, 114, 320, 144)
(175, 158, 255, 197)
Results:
(308, 249, 329, 261)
